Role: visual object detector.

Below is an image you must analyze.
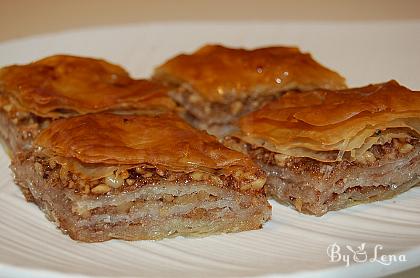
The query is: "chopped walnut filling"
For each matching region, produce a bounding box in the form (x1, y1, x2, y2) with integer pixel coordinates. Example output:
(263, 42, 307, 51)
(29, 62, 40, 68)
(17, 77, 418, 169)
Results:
(0, 98, 51, 150)
(168, 86, 279, 127)
(1, 99, 46, 127)
(82, 190, 221, 219)
(224, 133, 419, 215)
(33, 155, 266, 195)
(236, 137, 418, 169)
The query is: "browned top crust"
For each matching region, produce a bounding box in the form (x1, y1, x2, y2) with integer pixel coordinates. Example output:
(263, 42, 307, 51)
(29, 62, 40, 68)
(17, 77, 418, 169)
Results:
(0, 55, 176, 118)
(153, 44, 346, 103)
(234, 81, 420, 159)
(35, 112, 263, 175)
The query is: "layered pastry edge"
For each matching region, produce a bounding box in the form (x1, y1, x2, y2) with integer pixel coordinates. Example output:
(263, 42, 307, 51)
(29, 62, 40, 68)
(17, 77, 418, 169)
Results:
(11, 113, 271, 241)
(225, 81, 420, 215)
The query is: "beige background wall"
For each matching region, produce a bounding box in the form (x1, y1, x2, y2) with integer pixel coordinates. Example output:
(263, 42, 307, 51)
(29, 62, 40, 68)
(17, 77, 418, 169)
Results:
(1, 0, 420, 42)
(0, 0, 419, 277)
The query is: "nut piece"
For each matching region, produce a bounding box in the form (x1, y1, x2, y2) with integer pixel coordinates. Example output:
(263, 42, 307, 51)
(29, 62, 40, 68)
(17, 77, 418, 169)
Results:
(274, 153, 288, 167)
(91, 184, 111, 194)
(233, 169, 244, 179)
(135, 167, 146, 174)
(356, 151, 376, 164)
(399, 143, 414, 154)
(240, 183, 251, 191)
(3, 104, 12, 112)
(162, 194, 175, 202)
(41, 119, 51, 129)
(191, 171, 205, 181)
(250, 177, 266, 190)
(188, 93, 201, 103)
(79, 210, 91, 218)
(142, 172, 153, 178)
(156, 169, 165, 177)
(166, 173, 178, 181)
(105, 175, 124, 188)
(118, 170, 129, 179)
(204, 104, 211, 115)
(81, 183, 90, 194)
(125, 178, 135, 186)
(48, 160, 57, 169)
(34, 162, 43, 176)
(364, 151, 376, 164)
(294, 198, 303, 212)
(209, 175, 223, 186)
(230, 101, 243, 115)
(59, 167, 69, 182)
(68, 180, 75, 189)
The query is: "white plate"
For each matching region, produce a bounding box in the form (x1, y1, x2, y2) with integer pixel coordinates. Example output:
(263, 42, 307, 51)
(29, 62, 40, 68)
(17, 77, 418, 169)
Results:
(0, 22, 419, 278)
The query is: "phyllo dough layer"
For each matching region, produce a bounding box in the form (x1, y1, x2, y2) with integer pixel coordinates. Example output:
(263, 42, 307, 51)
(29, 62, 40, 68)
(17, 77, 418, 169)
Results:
(153, 44, 346, 136)
(12, 113, 271, 242)
(226, 81, 420, 215)
(0, 55, 176, 154)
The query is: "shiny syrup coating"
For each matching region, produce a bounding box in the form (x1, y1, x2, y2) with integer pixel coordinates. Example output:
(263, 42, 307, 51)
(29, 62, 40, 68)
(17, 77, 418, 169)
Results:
(35, 113, 263, 179)
(154, 44, 347, 102)
(0, 55, 176, 117)
(237, 81, 420, 150)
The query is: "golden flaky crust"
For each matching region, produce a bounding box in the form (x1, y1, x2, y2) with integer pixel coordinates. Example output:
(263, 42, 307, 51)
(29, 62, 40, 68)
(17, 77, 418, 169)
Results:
(153, 44, 346, 103)
(35, 113, 262, 175)
(0, 55, 176, 117)
(235, 81, 420, 159)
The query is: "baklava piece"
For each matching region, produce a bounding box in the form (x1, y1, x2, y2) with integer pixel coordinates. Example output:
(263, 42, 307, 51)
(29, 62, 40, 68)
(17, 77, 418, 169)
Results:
(0, 55, 175, 155)
(12, 113, 271, 242)
(153, 44, 346, 136)
(225, 81, 420, 216)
